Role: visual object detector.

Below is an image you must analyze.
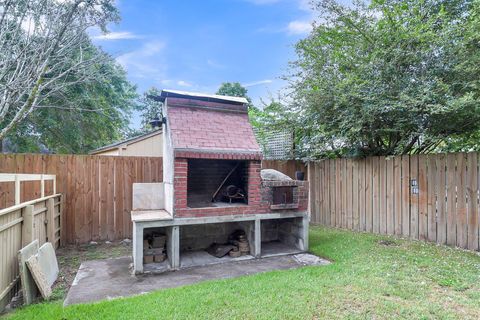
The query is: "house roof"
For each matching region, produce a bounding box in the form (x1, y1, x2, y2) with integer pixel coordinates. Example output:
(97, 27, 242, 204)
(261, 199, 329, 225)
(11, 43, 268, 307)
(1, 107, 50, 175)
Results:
(166, 97, 262, 159)
(156, 89, 249, 105)
(89, 129, 162, 154)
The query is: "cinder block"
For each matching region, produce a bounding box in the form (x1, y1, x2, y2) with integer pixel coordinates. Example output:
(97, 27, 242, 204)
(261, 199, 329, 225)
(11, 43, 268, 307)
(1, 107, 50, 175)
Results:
(154, 254, 166, 263)
(144, 248, 164, 256)
(152, 235, 166, 248)
(143, 255, 154, 264)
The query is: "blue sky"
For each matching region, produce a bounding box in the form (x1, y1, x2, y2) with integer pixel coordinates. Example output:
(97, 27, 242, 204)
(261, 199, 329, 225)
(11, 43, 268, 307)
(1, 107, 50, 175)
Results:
(90, 0, 315, 128)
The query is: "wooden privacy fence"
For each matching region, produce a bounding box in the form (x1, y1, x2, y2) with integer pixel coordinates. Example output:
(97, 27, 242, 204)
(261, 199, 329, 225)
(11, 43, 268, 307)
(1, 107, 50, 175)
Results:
(0, 173, 62, 312)
(0, 173, 56, 205)
(0, 154, 163, 244)
(309, 153, 480, 251)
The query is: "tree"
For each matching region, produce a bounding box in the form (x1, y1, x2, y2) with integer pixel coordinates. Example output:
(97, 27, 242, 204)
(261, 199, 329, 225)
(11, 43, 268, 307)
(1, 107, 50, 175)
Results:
(137, 87, 163, 133)
(216, 82, 253, 108)
(286, 0, 480, 158)
(0, 0, 119, 141)
(217, 82, 249, 98)
(4, 43, 138, 154)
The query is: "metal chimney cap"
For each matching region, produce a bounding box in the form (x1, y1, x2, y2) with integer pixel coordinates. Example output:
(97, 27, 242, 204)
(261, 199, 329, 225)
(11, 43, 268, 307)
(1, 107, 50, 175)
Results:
(149, 117, 162, 128)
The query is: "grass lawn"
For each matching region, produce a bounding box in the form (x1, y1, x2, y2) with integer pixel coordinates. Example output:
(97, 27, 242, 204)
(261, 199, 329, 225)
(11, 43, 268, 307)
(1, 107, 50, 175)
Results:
(4, 226, 480, 319)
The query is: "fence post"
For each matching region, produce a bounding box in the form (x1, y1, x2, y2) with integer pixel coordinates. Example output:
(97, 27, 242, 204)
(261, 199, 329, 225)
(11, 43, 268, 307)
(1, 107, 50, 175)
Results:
(47, 198, 55, 245)
(59, 194, 64, 246)
(40, 174, 45, 198)
(15, 175, 20, 205)
(22, 205, 34, 246)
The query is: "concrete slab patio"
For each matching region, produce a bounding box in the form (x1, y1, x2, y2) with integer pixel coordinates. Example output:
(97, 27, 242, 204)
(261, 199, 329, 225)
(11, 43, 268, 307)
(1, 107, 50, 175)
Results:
(64, 254, 330, 306)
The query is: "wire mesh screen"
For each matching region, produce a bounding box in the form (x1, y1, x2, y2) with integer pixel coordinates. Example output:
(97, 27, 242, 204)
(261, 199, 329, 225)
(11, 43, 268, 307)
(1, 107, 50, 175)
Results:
(254, 128, 294, 160)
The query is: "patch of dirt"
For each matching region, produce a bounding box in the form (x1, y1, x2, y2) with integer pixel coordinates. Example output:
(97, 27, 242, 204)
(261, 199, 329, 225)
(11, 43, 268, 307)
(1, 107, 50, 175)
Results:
(52, 240, 132, 300)
(377, 239, 398, 246)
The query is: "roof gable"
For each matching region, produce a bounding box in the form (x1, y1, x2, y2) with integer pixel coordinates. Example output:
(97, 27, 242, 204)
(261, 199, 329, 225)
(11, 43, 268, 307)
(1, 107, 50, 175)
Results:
(167, 104, 261, 158)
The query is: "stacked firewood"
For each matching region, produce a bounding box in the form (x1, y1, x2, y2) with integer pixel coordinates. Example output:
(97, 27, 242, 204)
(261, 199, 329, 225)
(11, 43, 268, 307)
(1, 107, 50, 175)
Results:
(143, 233, 167, 264)
(229, 230, 250, 257)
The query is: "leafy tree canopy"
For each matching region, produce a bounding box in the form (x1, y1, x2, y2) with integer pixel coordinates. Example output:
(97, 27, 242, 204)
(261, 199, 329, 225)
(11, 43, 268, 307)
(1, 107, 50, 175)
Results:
(0, 0, 139, 154)
(216, 82, 249, 100)
(5, 43, 138, 154)
(282, 0, 480, 158)
(0, 0, 120, 141)
(137, 87, 163, 132)
(216, 82, 256, 109)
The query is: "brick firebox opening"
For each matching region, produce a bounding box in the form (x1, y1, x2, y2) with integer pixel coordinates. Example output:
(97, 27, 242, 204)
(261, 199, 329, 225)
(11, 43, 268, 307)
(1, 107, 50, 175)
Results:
(187, 159, 248, 208)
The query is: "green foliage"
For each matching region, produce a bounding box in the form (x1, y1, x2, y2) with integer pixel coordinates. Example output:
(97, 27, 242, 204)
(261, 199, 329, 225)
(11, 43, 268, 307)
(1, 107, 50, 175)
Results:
(135, 87, 163, 134)
(0, 0, 121, 142)
(216, 82, 255, 109)
(286, 0, 480, 158)
(249, 100, 298, 158)
(216, 82, 249, 100)
(5, 44, 137, 154)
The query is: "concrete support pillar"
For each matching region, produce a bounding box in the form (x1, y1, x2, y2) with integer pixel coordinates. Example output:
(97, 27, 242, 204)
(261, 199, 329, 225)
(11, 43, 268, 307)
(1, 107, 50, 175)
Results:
(167, 226, 180, 269)
(244, 221, 256, 257)
(301, 215, 309, 251)
(254, 219, 261, 258)
(133, 223, 144, 274)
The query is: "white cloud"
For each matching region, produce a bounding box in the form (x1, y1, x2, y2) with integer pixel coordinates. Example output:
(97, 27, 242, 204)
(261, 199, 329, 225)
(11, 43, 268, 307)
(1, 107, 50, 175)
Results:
(243, 79, 273, 87)
(116, 41, 166, 80)
(252, 0, 314, 36)
(297, 0, 312, 11)
(207, 59, 226, 69)
(159, 79, 194, 88)
(92, 31, 142, 41)
(177, 80, 193, 87)
(286, 20, 312, 35)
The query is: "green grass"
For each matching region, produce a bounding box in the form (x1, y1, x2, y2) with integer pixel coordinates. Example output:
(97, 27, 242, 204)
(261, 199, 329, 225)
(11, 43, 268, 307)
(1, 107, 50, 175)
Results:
(4, 226, 480, 319)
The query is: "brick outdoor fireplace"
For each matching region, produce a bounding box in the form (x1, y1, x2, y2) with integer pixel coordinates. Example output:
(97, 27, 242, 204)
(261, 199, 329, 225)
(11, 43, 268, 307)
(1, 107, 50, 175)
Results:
(130, 90, 309, 274)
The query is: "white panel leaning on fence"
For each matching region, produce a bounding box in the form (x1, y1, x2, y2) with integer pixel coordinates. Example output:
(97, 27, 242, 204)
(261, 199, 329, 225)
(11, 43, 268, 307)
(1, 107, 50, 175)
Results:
(0, 173, 63, 312)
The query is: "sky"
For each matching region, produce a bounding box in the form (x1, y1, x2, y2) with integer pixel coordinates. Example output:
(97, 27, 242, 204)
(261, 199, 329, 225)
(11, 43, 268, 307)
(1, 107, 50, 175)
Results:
(90, 0, 316, 128)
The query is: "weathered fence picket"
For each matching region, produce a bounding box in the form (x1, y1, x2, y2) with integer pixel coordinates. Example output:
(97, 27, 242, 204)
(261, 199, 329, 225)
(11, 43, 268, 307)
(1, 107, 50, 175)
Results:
(309, 152, 480, 251)
(0, 154, 163, 244)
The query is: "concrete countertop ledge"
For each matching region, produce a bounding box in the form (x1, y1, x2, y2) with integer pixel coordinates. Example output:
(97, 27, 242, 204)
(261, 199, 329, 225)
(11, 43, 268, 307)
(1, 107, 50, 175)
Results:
(131, 210, 173, 222)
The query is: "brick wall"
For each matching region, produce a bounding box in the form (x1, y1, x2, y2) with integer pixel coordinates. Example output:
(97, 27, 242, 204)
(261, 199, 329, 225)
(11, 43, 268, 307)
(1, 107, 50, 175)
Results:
(187, 159, 247, 206)
(173, 157, 308, 218)
(174, 158, 188, 210)
(261, 180, 308, 212)
(167, 102, 261, 158)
